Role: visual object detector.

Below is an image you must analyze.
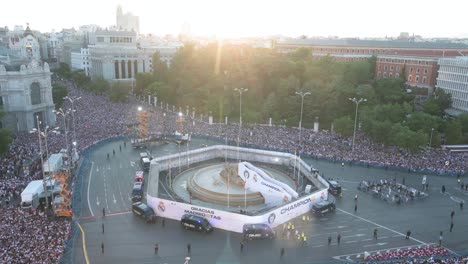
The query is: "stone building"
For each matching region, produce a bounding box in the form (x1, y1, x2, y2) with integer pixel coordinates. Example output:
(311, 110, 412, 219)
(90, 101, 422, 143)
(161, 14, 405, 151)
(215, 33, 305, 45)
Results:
(0, 60, 56, 131)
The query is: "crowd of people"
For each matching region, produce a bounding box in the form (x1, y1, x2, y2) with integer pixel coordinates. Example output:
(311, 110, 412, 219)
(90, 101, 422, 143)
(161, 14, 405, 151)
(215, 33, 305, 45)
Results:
(0, 78, 467, 262)
(364, 245, 468, 264)
(357, 179, 428, 204)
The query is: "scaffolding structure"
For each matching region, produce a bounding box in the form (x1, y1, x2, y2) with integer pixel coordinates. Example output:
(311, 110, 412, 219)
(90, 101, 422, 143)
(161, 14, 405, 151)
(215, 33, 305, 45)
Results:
(137, 111, 149, 139)
(177, 114, 185, 135)
(53, 171, 72, 218)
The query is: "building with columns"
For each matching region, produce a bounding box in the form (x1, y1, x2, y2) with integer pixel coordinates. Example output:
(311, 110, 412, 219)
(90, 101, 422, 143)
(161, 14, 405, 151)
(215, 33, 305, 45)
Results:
(88, 30, 153, 81)
(0, 60, 56, 131)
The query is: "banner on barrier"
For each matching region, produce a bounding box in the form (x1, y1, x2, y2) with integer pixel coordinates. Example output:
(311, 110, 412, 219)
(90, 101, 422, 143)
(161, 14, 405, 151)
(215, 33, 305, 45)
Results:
(147, 188, 328, 233)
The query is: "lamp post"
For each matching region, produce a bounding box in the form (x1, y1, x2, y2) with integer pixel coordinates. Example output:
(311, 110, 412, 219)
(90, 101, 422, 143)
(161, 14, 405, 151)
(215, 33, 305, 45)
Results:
(53, 108, 70, 172)
(234, 87, 248, 209)
(429, 128, 435, 147)
(349, 98, 367, 152)
(234, 88, 248, 162)
(30, 116, 49, 211)
(295, 91, 311, 186)
(64, 96, 81, 163)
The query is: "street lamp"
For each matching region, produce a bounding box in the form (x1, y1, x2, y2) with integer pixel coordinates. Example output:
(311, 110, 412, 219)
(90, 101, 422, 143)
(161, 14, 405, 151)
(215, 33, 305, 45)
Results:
(234, 87, 248, 209)
(295, 91, 311, 186)
(64, 96, 81, 148)
(29, 117, 57, 210)
(53, 108, 71, 172)
(234, 88, 248, 161)
(349, 98, 367, 152)
(429, 128, 435, 147)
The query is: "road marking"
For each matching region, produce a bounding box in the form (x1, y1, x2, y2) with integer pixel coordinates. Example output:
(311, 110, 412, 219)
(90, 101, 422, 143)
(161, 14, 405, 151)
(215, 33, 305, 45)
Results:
(96, 196, 100, 206)
(342, 234, 365, 239)
(77, 222, 90, 264)
(324, 225, 347, 230)
(450, 196, 465, 203)
(113, 193, 117, 204)
(337, 208, 427, 245)
(346, 240, 359, 244)
(87, 162, 95, 217)
(130, 161, 135, 167)
(311, 244, 325, 248)
(364, 242, 388, 247)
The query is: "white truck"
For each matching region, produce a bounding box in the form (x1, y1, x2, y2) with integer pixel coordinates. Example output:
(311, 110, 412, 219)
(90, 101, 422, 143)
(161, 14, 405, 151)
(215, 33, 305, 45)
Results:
(21, 180, 44, 208)
(43, 153, 64, 176)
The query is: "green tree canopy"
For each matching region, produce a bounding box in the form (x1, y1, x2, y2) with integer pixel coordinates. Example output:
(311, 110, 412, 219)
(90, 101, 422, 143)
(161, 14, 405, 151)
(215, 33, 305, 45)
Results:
(52, 83, 68, 108)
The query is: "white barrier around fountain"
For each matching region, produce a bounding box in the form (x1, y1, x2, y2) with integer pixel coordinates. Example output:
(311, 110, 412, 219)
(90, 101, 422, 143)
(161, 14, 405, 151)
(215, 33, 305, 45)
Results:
(146, 145, 329, 233)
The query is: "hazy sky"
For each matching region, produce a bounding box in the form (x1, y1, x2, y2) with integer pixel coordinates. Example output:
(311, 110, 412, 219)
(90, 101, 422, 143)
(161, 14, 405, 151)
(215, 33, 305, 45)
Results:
(2, 0, 468, 38)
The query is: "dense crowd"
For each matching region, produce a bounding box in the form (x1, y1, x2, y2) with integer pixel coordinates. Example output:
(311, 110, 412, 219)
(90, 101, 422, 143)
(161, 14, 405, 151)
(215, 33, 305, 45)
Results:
(363, 245, 468, 264)
(0, 79, 467, 262)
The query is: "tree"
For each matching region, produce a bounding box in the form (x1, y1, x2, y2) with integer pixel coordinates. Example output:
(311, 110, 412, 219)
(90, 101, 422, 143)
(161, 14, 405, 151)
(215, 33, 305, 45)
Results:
(390, 123, 427, 152)
(333, 116, 354, 137)
(52, 83, 68, 108)
(152, 52, 168, 82)
(433, 88, 452, 112)
(423, 99, 441, 116)
(109, 82, 130, 102)
(445, 120, 463, 144)
(135, 73, 154, 95)
(456, 113, 468, 134)
(0, 109, 11, 155)
(53, 62, 72, 79)
(405, 112, 441, 134)
(89, 78, 110, 95)
(374, 78, 406, 103)
(71, 70, 90, 89)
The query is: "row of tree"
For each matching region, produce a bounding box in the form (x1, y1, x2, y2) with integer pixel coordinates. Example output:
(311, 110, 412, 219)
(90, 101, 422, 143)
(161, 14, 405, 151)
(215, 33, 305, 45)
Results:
(134, 43, 468, 151)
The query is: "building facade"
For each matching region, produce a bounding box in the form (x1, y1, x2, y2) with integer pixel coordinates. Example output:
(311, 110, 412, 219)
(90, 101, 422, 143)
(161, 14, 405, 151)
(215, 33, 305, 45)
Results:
(376, 55, 439, 94)
(88, 30, 153, 81)
(276, 39, 468, 95)
(71, 48, 90, 76)
(436, 57, 468, 114)
(0, 61, 56, 131)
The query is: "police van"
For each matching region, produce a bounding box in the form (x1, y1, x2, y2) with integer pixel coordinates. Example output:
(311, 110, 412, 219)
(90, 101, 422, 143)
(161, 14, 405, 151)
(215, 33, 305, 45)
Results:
(131, 182, 143, 202)
(311, 200, 336, 216)
(180, 214, 213, 233)
(132, 202, 156, 223)
(242, 223, 275, 240)
(326, 179, 342, 196)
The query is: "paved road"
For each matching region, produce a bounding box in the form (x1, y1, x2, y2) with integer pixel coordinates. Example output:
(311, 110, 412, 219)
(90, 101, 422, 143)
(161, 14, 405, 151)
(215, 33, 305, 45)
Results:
(78, 138, 468, 263)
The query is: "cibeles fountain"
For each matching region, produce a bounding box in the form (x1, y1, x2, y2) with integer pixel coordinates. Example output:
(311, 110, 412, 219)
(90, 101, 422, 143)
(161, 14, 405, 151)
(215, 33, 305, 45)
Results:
(181, 161, 299, 208)
(146, 145, 329, 233)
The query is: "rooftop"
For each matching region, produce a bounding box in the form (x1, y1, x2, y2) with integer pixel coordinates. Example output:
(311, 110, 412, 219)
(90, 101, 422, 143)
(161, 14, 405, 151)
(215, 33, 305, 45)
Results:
(278, 39, 468, 49)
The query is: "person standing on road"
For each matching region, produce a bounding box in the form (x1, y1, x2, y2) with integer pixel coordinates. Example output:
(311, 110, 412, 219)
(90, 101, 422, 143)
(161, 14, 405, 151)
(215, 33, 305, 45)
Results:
(328, 235, 332, 245)
(119, 145, 122, 152)
(240, 241, 244, 253)
(450, 221, 454, 232)
(280, 248, 285, 259)
(337, 233, 341, 245)
(373, 228, 378, 240)
(102, 208, 106, 217)
(461, 201, 464, 211)
(442, 185, 446, 194)
(101, 242, 104, 254)
(439, 231, 443, 246)
(405, 230, 411, 239)
(154, 243, 159, 255)
(451, 210, 455, 220)
(187, 243, 191, 255)
(102, 223, 104, 233)
(354, 204, 357, 213)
